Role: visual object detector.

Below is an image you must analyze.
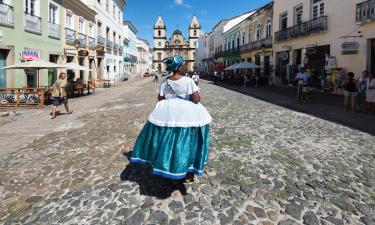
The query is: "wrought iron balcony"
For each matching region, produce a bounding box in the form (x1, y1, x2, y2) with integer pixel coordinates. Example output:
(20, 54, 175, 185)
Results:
(78, 33, 87, 48)
(48, 22, 60, 39)
(97, 35, 105, 46)
(222, 48, 240, 57)
(356, 0, 375, 24)
(241, 37, 273, 52)
(65, 28, 76, 45)
(24, 12, 42, 34)
(106, 39, 113, 49)
(275, 16, 328, 43)
(88, 37, 96, 49)
(0, 2, 13, 26)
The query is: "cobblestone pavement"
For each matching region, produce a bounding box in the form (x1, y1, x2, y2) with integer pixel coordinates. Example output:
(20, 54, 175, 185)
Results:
(0, 79, 375, 225)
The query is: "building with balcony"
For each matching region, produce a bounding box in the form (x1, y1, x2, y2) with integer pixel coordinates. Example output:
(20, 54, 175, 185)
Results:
(0, 0, 64, 88)
(223, 11, 255, 68)
(62, 0, 97, 83)
(92, 0, 126, 81)
(123, 20, 138, 79)
(196, 32, 210, 73)
(238, 2, 273, 83)
(136, 38, 153, 77)
(272, 0, 375, 85)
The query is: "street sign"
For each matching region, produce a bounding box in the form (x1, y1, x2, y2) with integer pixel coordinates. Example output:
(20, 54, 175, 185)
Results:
(21, 50, 40, 60)
(342, 42, 360, 50)
(305, 48, 317, 54)
(78, 50, 89, 57)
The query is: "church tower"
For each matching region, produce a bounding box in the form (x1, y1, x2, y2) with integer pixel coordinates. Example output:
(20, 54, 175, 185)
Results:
(189, 16, 201, 49)
(153, 16, 167, 73)
(188, 16, 201, 71)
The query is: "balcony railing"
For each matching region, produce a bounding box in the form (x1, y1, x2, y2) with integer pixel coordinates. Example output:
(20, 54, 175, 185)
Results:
(48, 22, 60, 39)
(356, 0, 375, 24)
(275, 16, 328, 43)
(88, 37, 96, 49)
(78, 33, 87, 48)
(106, 39, 113, 49)
(97, 35, 105, 46)
(24, 12, 42, 34)
(65, 28, 76, 45)
(240, 37, 273, 52)
(221, 49, 240, 57)
(0, 2, 13, 26)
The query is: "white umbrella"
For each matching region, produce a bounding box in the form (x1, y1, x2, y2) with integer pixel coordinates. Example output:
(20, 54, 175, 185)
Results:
(64, 62, 92, 71)
(233, 61, 261, 69)
(1, 59, 67, 88)
(224, 63, 240, 71)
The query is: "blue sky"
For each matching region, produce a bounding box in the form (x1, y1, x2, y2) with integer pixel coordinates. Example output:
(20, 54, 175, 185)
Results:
(124, 0, 271, 47)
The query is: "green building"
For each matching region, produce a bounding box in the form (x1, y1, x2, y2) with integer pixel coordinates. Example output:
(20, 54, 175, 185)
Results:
(0, 0, 64, 88)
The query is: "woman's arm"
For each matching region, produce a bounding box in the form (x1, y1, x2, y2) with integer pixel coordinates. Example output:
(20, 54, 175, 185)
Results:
(191, 92, 200, 104)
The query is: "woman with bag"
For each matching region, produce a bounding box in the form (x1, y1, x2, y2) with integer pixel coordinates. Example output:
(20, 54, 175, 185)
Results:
(130, 55, 212, 183)
(366, 72, 375, 114)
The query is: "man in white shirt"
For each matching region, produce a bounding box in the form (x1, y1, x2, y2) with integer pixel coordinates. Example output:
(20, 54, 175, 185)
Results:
(192, 73, 200, 86)
(296, 68, 310, 101)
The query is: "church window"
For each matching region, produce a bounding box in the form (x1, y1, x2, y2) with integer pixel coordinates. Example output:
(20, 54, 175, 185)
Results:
(158, 53, 162, 60)
(158, 30, 161, 36)
(158, 42, 161, 47)
(194, 30, 197, 36)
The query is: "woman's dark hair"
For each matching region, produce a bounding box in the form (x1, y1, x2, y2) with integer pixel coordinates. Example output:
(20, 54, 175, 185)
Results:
(347, 72, 354, 78)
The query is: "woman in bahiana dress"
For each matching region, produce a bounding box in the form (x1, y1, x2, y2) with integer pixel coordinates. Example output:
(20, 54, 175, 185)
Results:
(130, 55, 212, 182)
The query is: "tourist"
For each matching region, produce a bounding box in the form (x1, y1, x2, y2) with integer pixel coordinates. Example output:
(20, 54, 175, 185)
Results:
(366, 72, 375, 114)
(213, 70, 218, 84)
(154, 72, 159, 82)
(357, 71, 368, 112)
(51, 73, 73, 119)
(192, 72, 200, 86)
(243, 73, 250, 88)
(296, 68, 309, 102)
(343, 72, 358, 112)
(130, 55, 212, 183)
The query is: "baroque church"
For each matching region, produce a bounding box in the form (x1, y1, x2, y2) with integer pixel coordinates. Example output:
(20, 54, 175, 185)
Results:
(153, 16, 201, 73)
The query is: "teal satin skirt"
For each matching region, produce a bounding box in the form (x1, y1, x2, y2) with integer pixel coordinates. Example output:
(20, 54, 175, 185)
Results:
(130, 121, 210, 180)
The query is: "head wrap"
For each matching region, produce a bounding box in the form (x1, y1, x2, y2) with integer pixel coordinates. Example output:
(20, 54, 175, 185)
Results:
(163, 55, 185, 72)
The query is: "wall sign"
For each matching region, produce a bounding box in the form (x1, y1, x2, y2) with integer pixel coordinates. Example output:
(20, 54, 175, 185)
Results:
(342, 42, 360, 50)
(342, 50, 359, 55)
(305, 48, 317, 54)
(78, 50, 89, 57)
(21, 50, 40, 60)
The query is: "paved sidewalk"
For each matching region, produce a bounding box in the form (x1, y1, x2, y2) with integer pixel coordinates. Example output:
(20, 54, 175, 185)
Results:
(214, 81, 375, 135)
(0, 77, 153, 157)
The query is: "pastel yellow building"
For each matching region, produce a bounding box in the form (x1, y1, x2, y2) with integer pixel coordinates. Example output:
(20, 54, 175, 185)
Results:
(272, 0, 375, 83)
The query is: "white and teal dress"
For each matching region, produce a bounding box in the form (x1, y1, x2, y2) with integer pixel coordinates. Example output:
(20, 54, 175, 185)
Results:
(130, 77, 212, 180)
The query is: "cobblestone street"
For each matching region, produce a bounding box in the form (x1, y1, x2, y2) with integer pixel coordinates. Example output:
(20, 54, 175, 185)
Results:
(1, 78, 375, 225)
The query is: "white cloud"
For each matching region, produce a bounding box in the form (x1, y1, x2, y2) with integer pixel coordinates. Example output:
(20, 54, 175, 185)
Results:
(173, 0, 192, 9)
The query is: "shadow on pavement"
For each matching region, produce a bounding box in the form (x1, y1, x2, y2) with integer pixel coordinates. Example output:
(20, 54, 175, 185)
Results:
(120, 151, 187, 199)
(204, 79, 375, 135)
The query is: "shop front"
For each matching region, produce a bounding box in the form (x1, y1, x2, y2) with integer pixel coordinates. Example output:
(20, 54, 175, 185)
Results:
(240, 52, 252, 62)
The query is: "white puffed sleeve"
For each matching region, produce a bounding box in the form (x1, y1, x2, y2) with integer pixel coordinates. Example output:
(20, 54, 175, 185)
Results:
(158, 81, 167, 96)
(187, 78, 200, 95)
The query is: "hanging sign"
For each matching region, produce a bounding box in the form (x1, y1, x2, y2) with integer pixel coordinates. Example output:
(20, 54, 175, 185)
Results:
(21, 50, 40, 60)
(305, 48, 317, 54)
(78, 50, 89, 57)
(342, 42, 360, 50)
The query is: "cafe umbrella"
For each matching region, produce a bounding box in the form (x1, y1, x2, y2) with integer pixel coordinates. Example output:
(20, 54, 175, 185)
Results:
(224, 63, 240, 71)
(63, 62, 92, 71)
(232, 61, 260, 69)
(0, 59, 67, 88)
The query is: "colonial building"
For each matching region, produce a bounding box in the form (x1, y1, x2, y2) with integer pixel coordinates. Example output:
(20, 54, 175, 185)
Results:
(153, 16, 200, 73)
(123, 20, 138, 80)
(0, 0, 65, 88)
(136, 38, 153, 77)
(273, 0, 375, 84)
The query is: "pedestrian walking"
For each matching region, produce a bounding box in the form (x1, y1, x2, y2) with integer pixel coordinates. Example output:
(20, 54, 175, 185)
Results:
(366, 72, 375, 114)
(51, 73, 73, 119)
(192, 72, 200, 86)
(343, 72, 358, 112)
(357, 71, 368, 112)
(296, 68, 310, 102)
(213, 71, 218, 84)
(154, 72, 159, 82)
(130, 55, 212, 183)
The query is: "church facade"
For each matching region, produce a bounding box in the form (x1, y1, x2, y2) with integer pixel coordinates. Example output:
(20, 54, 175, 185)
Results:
(153, 16, 201, 73)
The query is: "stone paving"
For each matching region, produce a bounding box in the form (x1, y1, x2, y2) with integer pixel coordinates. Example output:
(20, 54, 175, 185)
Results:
(0, 78, 375, 225)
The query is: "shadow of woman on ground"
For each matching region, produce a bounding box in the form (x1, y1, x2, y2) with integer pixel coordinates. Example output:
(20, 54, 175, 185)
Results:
(120, 151, 187, 199)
